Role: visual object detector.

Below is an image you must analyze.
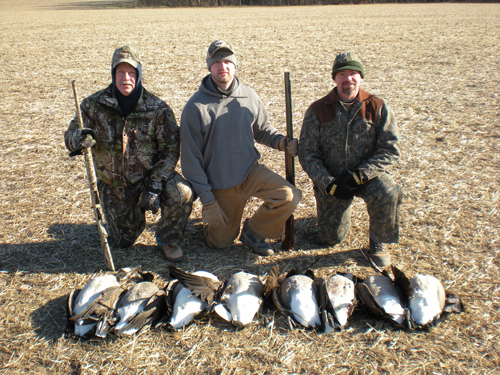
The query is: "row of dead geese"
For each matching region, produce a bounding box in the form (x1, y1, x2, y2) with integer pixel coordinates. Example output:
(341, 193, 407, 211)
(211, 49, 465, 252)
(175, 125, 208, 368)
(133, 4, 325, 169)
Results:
(67, 264, 463, 338)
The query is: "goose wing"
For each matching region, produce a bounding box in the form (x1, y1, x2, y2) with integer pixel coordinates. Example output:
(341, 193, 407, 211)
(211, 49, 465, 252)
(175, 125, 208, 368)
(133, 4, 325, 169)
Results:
(262, 265, 281, 298)
(118, 290, 167, 334)
(168, 265, 221, 305)
(69, 285, 124, 322)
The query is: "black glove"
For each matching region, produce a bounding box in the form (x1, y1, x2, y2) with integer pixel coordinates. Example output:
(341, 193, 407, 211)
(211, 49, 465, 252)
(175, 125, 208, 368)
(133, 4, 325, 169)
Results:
(139, 180, 162, 214)
(67, 128, 96, 156)
(344, 169, 368, 189)
(325, 171, 358, 200)
(140, 191, 161, 214)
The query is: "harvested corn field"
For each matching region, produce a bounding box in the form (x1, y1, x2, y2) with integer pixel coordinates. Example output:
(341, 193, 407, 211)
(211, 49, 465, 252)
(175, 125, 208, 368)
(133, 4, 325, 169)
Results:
(0, 1, 499, 374)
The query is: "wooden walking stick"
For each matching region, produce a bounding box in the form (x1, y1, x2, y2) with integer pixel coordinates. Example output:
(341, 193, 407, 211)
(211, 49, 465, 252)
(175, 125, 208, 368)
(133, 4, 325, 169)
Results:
(282, 72, 295, 251)
(71, 80, 115, 271)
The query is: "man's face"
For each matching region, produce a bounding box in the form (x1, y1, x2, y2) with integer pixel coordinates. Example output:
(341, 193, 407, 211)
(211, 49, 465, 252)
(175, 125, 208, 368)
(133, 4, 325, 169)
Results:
(209, 59, 235, 90)
(115, 62, 137, 96)
(333, 69, 363, 102)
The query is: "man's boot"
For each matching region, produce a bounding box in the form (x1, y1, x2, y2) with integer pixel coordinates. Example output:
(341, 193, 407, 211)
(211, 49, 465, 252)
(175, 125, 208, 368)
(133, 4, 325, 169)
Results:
(239, 219, 274, 256)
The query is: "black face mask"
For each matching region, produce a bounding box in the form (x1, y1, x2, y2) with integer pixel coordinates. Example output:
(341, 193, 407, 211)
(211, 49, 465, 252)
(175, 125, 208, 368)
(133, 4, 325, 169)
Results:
(113, 81, 142, 117)
(111, 65, 142, 117)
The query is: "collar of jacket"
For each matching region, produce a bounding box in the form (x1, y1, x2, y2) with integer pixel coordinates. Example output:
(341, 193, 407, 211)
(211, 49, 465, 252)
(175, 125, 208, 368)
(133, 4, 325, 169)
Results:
(97, 84, 146, 115)
(325, 87, 374, 105)
(200, 75, 246, 98)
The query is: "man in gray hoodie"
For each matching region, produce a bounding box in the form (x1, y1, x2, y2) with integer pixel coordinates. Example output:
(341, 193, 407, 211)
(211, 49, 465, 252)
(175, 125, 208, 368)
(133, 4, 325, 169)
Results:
(180, 40, 301, 256)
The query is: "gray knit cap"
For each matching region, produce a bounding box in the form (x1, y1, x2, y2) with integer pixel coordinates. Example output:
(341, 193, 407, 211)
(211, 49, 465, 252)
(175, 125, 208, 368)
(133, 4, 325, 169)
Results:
(331, 51, 364, 79)
(206, 40, 237, 70)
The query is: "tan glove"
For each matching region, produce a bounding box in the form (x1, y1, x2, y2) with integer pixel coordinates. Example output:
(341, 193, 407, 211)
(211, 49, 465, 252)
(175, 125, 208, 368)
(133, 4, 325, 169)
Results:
(202, 199, 228, 228)
(277, 136, 298, 157)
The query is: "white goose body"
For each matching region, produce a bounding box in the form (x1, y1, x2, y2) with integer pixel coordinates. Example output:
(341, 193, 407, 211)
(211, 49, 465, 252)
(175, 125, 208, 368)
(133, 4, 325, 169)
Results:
(72, 274, 120, 336)
(169, 271, 218, 330)
(214, 272, 264, 327)
(364, 275, 405, 325)
(280, 275, 321, 328)
(325, 274, 356, 327)
(408, 274, 446, 326)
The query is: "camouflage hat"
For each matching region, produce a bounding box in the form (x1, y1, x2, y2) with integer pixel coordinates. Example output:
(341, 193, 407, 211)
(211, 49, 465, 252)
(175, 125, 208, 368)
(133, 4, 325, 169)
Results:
(206, 40, 237, 70)
(331, 51, 364, 79)
(111, 45, 141, 70)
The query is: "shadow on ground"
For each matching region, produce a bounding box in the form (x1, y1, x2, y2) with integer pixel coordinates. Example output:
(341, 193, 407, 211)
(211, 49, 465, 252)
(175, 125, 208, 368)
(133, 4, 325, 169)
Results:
(0, 217, 370, 276)
(31, 294, 69, 343)
(0, 222, 163, 274)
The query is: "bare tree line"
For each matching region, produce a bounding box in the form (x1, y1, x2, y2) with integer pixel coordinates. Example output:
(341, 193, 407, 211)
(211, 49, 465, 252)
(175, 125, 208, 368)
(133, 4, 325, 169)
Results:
(138, 0, 497, 7)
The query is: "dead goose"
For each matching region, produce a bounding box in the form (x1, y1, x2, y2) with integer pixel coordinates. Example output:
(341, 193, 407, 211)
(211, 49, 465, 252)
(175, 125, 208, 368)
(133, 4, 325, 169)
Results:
(392, 266, 463, 329)
(67, 274, 124, 337)
(317, 272, 357, 332)
(272, 269, 322, 330)
(167, 266, 221, 330)
(97, 266, 158, 338)
(114, 281, 166, 335)
(213, 271, 264, 327)
(67, 267, 159, 338)
(356, 272, 406, 327)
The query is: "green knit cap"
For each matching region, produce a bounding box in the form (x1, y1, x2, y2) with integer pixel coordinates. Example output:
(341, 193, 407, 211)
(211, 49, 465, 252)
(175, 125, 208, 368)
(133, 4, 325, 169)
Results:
(331, 51, 364, 79)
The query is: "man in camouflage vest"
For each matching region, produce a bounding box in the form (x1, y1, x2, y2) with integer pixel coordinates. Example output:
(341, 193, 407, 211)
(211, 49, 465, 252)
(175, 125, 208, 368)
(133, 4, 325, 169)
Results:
(64, 45, 193, 262)
(298, 51, 402, 269)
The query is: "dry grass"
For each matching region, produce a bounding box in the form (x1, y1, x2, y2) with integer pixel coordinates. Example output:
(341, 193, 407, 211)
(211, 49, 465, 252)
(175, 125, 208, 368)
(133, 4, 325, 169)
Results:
(1, 1, 499, 374)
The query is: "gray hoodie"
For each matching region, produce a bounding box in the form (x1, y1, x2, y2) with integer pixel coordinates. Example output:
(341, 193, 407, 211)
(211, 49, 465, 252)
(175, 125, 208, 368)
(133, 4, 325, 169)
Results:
(180, 75, 283, 204)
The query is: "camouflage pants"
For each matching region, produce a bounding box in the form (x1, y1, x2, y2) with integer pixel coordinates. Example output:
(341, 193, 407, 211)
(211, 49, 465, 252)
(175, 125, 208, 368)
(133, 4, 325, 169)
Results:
(98, 172, 193, 248)
(314, 173, 402, 245)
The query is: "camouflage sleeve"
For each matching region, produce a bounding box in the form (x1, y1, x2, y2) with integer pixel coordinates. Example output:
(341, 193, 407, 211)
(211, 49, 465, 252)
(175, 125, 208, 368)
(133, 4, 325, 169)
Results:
(298, 107, 335, 194)
(64, 100, 92, 152)
(357, 103, 400, 180)
(149, 104, 180, 185)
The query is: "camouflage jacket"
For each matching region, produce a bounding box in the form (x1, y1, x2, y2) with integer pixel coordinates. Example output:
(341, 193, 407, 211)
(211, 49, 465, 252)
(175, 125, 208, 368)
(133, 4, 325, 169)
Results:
(65, 84, 179, 188)
(298, 87, 400, 194)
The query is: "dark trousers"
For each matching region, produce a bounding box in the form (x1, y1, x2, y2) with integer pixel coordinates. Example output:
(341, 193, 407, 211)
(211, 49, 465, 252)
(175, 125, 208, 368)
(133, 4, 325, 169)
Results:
(315, 173, 402, 245)
(99, 172, 193, 248)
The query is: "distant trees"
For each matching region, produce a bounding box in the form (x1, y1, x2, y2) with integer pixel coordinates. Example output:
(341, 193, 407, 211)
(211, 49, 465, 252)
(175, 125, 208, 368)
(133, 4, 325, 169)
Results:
(138, 0, 496, 5)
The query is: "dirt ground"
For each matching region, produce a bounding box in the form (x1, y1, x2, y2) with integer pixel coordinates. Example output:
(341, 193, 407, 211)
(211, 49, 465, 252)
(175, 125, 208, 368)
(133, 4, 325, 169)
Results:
(0, 1, 499, 374)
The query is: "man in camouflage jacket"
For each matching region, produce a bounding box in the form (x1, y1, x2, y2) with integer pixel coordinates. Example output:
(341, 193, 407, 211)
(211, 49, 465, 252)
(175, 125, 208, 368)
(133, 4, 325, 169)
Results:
(64, 45, 193, 262)
(298, 51, 402, 269)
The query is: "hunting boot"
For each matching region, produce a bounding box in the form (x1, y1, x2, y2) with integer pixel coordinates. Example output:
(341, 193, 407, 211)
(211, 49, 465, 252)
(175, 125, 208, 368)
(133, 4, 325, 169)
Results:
(156, 234, 183, 262)
(240, 219, 274, 256)
(368, 238, 391, 268)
